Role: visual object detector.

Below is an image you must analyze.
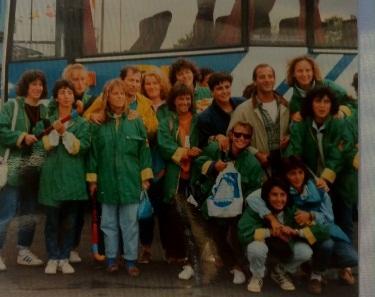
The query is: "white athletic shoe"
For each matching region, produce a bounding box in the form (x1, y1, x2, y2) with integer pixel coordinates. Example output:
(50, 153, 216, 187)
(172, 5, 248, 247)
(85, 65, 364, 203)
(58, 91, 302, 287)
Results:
(247, 276, 263, 293)
(0, 256, 7, 271)
(17, 249, 44, 266)
(271, 265, 296, 291)
(231, 268, 246, 284)
(178, 265, 194, 280)
(69, 250, 82, 263)
(58, 259, 75, 274)
(44, 260, 58, 274)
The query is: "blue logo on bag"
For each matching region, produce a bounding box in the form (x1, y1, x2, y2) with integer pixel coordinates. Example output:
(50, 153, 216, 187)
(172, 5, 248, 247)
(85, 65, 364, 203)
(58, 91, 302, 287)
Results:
(209, 172, 241, 208)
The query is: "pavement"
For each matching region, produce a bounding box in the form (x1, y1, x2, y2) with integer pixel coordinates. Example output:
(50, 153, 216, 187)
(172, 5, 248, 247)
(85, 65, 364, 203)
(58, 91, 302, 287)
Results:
(0, 214, 358, 297)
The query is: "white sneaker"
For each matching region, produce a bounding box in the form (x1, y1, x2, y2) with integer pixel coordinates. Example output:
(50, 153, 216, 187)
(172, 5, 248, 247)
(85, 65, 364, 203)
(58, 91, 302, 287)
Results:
(17, 249, 44, 266)
(58, 259, 75, 274)
(0, 256, 7, 271)
(231, 268, 246, 285)
(44, 260, 58, 274)
(270, 265, 296, 291)
(69, 250, 82, 263)
(178, 265, 194, 280)
(247, 276, 263, 293)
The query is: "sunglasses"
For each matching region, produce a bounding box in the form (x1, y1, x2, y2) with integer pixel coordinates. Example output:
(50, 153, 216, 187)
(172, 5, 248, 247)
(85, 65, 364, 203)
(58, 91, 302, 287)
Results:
(232, 131, 251, 140)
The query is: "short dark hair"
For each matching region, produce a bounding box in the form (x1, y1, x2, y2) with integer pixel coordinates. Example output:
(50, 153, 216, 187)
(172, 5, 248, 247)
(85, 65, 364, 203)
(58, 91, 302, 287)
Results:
(281, 156, 311, 186)
(301, 86, 339, 118)
(119, 65, 141, 80)
(16, 70, 48, 98)
(208, 72, 233, 91)
(169, 58, 200, 87)
(52, 79, 76, 99)
(261, 177, 292, 211)
(167, 82, 194, 112)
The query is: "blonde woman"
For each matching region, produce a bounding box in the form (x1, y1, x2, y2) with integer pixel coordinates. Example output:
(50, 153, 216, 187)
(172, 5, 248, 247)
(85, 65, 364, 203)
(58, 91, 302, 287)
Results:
(87, 79, 153, 276)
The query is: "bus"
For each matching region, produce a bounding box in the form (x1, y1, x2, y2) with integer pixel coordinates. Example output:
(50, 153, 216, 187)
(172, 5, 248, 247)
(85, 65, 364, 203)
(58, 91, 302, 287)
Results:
(0, 0, 358, 103)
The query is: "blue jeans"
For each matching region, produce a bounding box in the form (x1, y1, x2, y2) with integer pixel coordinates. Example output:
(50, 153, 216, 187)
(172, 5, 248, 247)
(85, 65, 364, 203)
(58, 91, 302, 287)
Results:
(312, 238, 358, 272)
(44, 202, 79, 260)
(0, 185, 37, 250)
(101, 203, 139, 261)
(246, 240, 313, 278)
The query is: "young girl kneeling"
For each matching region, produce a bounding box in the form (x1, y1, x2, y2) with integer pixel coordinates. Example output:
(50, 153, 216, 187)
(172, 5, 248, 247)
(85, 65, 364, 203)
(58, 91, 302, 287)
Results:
(238, 178, 328, 293)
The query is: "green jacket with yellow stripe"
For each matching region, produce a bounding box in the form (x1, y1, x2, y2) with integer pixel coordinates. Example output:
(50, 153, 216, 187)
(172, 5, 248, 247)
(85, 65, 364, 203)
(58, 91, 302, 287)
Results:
(87, 114, 153, 205)
(36, 114, 90, 206)
(0, 97, 48, 186)
(157, 112, 199, 203)
(285, 116, 348, 184)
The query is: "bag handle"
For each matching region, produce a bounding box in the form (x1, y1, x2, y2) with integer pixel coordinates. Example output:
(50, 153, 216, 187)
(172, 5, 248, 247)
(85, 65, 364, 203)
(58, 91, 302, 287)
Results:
(3, 100, 19, 162)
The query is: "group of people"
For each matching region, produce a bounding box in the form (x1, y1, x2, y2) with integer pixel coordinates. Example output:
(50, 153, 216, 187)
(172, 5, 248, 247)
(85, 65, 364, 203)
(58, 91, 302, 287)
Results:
(0, 56, 358, 295)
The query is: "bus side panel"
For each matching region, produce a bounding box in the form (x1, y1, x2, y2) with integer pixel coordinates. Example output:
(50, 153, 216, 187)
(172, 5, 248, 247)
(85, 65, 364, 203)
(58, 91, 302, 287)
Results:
(230, 47, 358, 100)
(6, 50, 357, 101)
(81, 51, 247, 96)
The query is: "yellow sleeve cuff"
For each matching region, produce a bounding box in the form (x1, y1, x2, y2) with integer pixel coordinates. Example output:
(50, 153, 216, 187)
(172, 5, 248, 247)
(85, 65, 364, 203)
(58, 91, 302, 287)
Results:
(42, 135, 54, 151)
(70, 138, 80, 155)
(141, 168, 154, 181)
(171, 147, 188, 165)
(86, 173, 97, 182)
(339, 105, 352, 117)
(254, 228, 268, 241)
(16, 132, 27, 148)
(353, 152, 359, 170)
(201, 160, 213, 175)
(321, 168, 336, 184)
(301, 227, 317, 245)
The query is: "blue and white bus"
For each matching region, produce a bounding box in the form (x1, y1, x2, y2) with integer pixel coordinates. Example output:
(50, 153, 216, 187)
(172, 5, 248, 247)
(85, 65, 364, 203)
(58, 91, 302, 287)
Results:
(1, 0, 358, 103)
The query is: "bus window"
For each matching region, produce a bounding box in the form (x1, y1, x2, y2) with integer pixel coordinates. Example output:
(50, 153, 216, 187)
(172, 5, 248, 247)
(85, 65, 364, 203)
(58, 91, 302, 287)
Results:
(85, 0, 241, 56)
(249, 0, 306, 46)
(12, 0, 57, 61)
(313, 0, 357, 49)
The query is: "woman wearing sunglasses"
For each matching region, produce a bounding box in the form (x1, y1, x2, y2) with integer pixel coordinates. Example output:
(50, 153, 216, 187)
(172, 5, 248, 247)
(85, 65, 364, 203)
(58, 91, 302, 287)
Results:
(193, 121, 265, 285)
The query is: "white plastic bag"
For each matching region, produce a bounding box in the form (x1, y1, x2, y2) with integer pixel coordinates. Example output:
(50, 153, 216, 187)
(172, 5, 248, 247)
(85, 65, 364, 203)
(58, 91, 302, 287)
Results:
(206, 162, 243, 218)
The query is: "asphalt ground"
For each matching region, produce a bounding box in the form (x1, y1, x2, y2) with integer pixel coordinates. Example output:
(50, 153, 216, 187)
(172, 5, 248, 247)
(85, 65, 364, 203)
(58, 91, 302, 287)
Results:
(0, 214, 358, 297)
